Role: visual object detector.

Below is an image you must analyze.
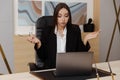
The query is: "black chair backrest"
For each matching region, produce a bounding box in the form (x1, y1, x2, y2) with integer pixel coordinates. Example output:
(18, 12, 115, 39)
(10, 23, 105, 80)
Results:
(35, 16, 54, 68)
(36, 16, 54, 40)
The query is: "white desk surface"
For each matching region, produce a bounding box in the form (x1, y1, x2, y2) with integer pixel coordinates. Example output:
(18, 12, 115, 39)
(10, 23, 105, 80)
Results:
(0, 60, 120, 80)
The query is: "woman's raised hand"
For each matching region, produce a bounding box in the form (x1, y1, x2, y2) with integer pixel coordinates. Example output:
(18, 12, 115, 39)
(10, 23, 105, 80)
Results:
(84, 30, 100, 45)
(27, 34, 41, 49)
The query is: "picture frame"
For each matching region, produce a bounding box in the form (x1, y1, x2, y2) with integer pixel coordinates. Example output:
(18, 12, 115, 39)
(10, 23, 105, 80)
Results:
(14, 0, 42, 35)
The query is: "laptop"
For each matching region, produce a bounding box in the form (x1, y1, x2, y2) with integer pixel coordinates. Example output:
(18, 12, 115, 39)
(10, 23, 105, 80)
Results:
(53, 52, 93, 77)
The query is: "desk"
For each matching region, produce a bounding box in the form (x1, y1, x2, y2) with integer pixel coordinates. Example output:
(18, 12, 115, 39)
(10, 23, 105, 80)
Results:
(0, 60, 120, 80)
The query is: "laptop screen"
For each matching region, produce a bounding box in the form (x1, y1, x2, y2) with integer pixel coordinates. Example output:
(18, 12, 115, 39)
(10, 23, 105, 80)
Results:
(54, 52, 93, 77)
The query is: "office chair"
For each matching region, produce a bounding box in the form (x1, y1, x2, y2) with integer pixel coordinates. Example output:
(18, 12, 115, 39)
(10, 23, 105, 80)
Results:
(28, 16, 54, 71)
(0, 44, 12, 74)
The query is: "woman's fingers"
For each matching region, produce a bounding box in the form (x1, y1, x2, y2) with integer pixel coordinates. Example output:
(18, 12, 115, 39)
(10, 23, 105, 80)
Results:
(84, 30, 101, 44)
(26, 35, 41, 48)
(86, 30, 100, 40)
(27, 36, 36, 43)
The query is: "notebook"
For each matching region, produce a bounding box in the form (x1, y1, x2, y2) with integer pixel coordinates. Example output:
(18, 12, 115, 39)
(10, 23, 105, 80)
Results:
(53, 52, 93, 77)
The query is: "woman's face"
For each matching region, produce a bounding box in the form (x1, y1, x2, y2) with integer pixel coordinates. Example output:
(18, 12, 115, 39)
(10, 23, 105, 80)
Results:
(57, 8, 69, 28)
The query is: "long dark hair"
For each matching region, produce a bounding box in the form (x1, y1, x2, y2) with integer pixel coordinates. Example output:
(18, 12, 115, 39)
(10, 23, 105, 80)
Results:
(53, 3, 72, 26)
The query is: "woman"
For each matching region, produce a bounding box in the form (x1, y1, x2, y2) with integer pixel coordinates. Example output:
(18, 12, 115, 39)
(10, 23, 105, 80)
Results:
(27, 3, 99, 69)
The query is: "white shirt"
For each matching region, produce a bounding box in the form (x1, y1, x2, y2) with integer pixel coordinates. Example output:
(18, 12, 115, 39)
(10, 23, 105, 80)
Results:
(54, 27, 67, 53)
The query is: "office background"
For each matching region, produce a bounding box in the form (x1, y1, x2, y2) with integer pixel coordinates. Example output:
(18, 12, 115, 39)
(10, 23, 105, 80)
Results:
(14, 0, 93, 35)
(0, 0, 120, 74)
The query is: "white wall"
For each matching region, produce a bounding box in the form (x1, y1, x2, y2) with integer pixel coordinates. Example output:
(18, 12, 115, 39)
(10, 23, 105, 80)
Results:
(0, 0, 14, 74)
(100, 0, 120, 62)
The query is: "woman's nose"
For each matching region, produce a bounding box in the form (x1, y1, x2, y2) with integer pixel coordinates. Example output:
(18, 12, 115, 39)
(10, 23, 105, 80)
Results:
(61, 17, 65, 21)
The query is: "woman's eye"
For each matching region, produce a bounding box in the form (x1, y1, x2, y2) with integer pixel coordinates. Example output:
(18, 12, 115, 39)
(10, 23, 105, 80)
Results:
(57, 15, 61, 18)
(65, 15, 69, 17)
(57, 14, 69, 18)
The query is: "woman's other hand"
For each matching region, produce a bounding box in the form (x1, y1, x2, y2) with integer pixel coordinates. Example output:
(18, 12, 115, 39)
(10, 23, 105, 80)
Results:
(84, 30, 100, 45)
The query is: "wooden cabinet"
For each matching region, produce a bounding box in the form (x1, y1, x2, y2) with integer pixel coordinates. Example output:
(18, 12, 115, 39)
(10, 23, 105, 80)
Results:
(14, 35, 35, 73)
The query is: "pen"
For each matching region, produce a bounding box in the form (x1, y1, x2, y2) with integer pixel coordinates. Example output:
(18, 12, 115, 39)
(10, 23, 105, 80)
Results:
(29, 32, 32, 36)
(29, 26, 34, 36)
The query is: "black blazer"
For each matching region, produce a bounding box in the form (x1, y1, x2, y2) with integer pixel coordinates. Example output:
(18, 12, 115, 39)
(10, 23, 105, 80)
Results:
(35, 24, 90, 69)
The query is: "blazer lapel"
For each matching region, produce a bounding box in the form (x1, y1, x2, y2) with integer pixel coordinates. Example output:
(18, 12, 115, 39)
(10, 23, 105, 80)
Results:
(48, 26, 57, 54)
(66, 26, 72, 51)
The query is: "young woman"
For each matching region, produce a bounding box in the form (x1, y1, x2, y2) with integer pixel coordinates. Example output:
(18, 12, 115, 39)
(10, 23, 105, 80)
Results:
(27, 3, 99, 69)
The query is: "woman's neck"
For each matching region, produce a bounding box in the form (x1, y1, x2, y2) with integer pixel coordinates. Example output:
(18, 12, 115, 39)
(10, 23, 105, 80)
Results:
(56, 26, 66, 36)
(57, 26, 65, 31)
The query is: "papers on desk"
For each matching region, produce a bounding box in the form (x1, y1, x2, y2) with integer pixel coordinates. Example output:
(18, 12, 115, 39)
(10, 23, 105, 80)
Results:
(32, 68, 56, 73)
(0, 72, 42, 80)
